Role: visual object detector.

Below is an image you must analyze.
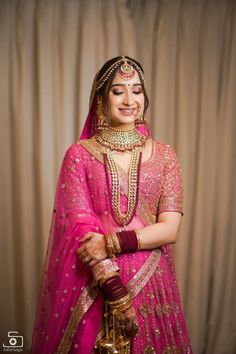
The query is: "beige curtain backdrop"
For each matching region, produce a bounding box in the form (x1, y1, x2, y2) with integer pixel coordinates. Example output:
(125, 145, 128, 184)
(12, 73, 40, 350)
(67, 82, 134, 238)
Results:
(0, 0, 235, 353)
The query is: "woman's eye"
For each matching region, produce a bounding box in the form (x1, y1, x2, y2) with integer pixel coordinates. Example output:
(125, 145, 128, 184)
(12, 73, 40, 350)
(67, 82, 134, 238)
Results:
(133, 90, 143, 95)
(112, 91, 123, 95)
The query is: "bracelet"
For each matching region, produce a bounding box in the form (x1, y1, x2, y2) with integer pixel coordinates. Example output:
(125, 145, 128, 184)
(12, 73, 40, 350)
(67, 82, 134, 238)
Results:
(111, 233, 121, 254)
(108, 293, 131, 307)
(104, 233, 115, 258)
(112, 299, 133, 313)
(116, 230, 139, 253)
(92, 259, 119, 282)
(109, 294, 133, 313)
(104, 230, 140, 256)
(99, 271, 119, 287)
(134, 229, 142, 250)
(98, 275, 129, 301)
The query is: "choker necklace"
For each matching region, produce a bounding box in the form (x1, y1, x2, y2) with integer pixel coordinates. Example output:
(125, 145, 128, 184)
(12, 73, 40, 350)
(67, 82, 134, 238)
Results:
(96, 126, 147, 152)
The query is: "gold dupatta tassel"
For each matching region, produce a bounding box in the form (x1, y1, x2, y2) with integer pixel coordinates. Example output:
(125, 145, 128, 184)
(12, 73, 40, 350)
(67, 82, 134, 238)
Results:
(94, 303, 131, 353)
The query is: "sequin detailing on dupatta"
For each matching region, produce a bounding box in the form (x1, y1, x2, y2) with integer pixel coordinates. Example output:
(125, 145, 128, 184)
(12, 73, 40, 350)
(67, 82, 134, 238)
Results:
(57, 286, 97, 354)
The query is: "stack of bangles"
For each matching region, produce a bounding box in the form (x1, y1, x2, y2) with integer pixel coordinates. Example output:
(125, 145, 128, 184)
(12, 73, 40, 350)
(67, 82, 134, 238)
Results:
(89, 230, 142, 320)
(104, 229, 142, 258)
(108, 294, 133, 314)
(92, 260, 133, 314)
(98, 271, 132, 314)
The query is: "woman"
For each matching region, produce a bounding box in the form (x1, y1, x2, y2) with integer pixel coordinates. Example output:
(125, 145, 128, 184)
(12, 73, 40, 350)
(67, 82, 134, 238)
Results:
(31, 56, 192, 353)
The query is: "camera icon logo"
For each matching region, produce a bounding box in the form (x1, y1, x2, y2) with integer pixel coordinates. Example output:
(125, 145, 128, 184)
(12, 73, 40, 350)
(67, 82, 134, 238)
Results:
(3, 331, 24, 349)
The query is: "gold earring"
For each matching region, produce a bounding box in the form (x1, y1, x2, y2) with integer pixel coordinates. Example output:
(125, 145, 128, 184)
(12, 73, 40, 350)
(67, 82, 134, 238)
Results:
(96, 96, 108, 130)
(135, 103, 146, 125)
(135, 115, 146, 125)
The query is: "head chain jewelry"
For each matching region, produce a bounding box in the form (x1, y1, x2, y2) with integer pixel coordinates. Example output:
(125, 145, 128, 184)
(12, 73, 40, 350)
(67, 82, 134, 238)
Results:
(96, 57, 146, 91)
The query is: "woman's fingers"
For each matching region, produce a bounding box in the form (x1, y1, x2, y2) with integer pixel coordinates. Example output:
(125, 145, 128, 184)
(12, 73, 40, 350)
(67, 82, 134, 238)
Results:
(77, 232, 107, 263)
(83, 256, 91, 263)
(89, 259, 98, 267)
(116, 306, 138, 337)
(126, 319, 139, 336)
(76, 246, 85, 255)
(81, 232, 93, 242)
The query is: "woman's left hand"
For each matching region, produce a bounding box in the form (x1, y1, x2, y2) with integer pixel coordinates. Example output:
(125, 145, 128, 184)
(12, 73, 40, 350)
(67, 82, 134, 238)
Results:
(77, 232, 107, 266)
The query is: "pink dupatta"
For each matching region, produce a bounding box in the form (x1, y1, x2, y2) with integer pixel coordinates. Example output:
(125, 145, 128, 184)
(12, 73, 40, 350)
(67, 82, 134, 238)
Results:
(31, 142, 107, 353)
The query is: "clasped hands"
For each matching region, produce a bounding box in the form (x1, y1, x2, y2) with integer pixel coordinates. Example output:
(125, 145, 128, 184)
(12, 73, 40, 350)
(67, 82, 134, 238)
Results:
(76, 231, 139, 336)
(77, 232, 107, 266)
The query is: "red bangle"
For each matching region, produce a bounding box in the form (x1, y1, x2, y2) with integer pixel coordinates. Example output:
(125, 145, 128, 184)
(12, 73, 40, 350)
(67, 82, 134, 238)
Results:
(116, 230, 138, 253)
(98, 275, 128, 301)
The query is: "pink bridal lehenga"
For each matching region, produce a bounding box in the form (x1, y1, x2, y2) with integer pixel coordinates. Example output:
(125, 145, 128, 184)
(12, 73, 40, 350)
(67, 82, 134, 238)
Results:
(31, 136, 192, 354)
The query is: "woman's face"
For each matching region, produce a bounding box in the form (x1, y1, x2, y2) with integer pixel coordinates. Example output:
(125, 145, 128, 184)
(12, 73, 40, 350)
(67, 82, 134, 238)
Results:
(107, 70, 145, 128)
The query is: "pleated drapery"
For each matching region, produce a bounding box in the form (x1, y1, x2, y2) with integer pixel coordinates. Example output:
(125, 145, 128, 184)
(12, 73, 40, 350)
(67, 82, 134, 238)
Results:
(0, 1, 235, 353)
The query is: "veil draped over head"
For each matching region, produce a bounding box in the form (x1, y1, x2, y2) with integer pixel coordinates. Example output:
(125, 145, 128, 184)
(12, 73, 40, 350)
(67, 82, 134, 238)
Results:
(80, 57, 151, 140)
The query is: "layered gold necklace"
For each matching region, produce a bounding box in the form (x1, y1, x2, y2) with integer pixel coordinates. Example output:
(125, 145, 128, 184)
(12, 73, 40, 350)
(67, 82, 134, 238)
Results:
(97, 127, 145, 226)
(105, 148, 142, 226)
(96, 126, 146, 152)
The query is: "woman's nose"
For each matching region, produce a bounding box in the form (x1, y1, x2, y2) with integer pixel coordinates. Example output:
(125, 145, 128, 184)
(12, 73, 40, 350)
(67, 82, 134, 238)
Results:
(123, 91, 135, 106)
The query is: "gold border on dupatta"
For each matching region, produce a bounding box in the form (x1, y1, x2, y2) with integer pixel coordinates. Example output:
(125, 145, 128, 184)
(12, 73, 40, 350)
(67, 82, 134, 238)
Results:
(79, 137, 105, 164)
(57, 286, 97, 354)
(127, 249, 161, 297)
(58, 138, 161, 353)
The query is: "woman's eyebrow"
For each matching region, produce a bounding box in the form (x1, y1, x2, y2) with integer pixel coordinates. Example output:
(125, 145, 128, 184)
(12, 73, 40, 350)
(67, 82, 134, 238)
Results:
(110, 83, 142, 88)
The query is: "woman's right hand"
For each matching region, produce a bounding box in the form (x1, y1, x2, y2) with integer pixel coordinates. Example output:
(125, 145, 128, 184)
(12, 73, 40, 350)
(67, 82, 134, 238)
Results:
(77, 232, 107, 266)
(116, 305, 139, 337)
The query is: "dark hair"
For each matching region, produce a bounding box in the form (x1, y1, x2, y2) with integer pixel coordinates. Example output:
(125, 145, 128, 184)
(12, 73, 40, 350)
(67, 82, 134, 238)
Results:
(96, 56, 149, 118)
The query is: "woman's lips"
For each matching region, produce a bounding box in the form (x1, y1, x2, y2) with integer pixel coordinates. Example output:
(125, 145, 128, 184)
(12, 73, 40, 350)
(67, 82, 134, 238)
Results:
(119, 108, 135, 116)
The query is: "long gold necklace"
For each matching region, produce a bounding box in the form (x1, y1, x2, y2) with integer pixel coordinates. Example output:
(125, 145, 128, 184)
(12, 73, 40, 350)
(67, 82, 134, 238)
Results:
(96, 126, 146, 152)
(105, 148, 142, 226)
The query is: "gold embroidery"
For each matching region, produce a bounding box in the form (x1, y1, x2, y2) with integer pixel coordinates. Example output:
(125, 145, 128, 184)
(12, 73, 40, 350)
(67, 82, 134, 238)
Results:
(140, 288, 155, 353)
(144, 345, 156, 354)
(162, 345, 181, 354)
(118, 164, 155, 226)
(79, 138, 104, 164)
(158, 195, 183, 215)
(156, 304, 163, 316)
(127, 250, 161, 297)
(57, 286, 96, 354)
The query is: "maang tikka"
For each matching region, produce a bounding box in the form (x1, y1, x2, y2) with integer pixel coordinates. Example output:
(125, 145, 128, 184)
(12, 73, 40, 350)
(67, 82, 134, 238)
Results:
(96, 96, 108, 130)
(118, 57, 136, 81)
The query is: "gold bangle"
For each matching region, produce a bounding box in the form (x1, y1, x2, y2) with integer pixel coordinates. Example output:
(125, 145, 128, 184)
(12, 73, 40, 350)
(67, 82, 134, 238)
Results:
(135, 229, 142, 250)
(113, 297, 132, 310)
(108, 293, 132, 307)
(115, 302, 132, 313)
(92, 259, 119, 282)
(99, 271, 119, 287)
(111, 233, 121, 254)
(110, 298, 133, 313)
(104, 234, 115, 258)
